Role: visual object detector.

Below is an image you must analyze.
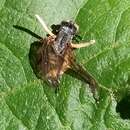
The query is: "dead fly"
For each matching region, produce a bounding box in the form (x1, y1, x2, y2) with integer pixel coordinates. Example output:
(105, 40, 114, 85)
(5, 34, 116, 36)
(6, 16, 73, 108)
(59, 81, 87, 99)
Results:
(33, 15, 98, 99)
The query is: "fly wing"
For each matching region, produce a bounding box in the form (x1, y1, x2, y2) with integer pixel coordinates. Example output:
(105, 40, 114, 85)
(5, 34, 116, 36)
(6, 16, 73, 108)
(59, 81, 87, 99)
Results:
(37, 38, 49, 77)
(69, 60, 99, 100)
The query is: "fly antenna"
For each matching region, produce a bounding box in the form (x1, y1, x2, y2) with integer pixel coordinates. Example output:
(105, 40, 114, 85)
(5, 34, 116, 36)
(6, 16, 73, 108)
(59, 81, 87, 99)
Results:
(35, 14, 55, 36)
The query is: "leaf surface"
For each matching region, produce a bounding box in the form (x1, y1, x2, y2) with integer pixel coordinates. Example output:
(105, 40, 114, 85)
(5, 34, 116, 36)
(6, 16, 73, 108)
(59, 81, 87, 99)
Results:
(0, 0, 130, 130)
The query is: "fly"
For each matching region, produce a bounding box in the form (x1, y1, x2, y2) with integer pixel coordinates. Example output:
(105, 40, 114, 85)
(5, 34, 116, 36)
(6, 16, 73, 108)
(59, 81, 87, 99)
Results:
(34, 15, 98, 100)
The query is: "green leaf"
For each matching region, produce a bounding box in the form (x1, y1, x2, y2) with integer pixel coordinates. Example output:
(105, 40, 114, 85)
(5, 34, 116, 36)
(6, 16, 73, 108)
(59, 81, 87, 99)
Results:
(0, 0, 130, 130)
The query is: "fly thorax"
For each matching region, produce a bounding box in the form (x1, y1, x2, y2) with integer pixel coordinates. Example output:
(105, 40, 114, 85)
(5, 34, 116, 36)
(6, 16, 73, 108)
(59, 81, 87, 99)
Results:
(52, 21, 78, 54)
(53, 31, 73, 54)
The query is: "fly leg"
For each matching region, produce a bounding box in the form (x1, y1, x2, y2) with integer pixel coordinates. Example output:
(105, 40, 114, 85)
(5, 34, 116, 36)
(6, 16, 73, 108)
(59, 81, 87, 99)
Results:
(35, 14, 56, 38)
(71, 40, 95, 49)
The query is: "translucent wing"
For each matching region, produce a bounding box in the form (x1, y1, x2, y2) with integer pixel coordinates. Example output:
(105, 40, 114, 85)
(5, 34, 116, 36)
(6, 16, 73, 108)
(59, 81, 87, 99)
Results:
(69, 59, 99, 100)
(63, 46, 99, 100)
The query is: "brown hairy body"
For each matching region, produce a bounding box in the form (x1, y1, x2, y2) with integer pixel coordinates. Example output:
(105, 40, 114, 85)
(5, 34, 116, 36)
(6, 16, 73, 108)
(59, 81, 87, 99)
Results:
(37, 36, 74, 86)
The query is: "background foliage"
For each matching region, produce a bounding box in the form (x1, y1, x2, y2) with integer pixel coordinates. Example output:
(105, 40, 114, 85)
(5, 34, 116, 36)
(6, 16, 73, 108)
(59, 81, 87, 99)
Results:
(0, 0, 130, 130)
